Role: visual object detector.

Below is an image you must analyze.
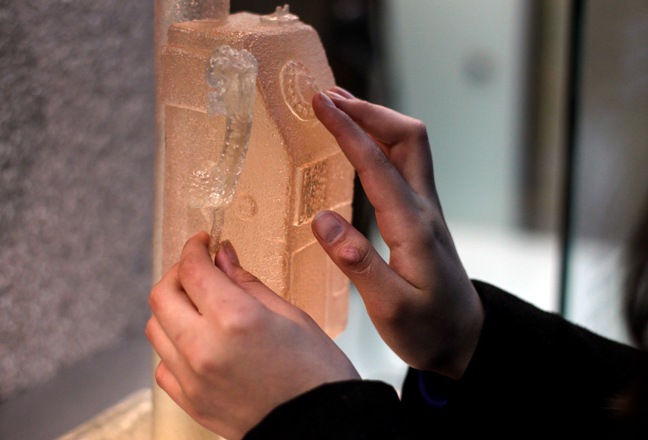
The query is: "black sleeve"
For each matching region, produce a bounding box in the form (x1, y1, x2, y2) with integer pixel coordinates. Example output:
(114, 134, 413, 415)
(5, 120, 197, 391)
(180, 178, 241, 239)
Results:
(243, 380, 406, 440)
(245, 281, 645, 438)
(402, 280, 646, 437)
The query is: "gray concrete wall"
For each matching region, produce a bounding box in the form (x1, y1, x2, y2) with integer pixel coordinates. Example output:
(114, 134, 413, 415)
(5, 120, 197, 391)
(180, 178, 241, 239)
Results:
(0, 0, 155, 401)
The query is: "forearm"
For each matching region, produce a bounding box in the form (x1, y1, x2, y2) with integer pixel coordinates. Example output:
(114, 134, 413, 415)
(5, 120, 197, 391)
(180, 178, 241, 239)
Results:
(243, 380, 407, 440)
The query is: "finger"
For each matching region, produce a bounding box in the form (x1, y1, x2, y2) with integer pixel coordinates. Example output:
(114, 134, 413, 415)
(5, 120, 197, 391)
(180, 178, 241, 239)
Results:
(154, 361, 193, 413)
(325, 92, 422, 147)
(152, 263, 197, 313)
(214, 240, 298, 318)
(177, 232, 253, 314)
(324, 91, 436, 201)
(312, 92, 416, 217)
(312, 210, 414, 319)
(146, 315, 193, 379)
(329, 85, 355, 99)
(149, 265, 202, 342)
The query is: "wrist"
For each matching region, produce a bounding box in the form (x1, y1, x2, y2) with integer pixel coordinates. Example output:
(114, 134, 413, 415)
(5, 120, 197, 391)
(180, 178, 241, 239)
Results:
(430, 281, 484, 380)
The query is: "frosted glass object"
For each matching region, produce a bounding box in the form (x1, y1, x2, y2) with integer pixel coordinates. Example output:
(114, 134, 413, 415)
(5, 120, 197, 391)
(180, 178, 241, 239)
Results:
(260, 4, 299, 26)
(154, 6, 354, 440)
(159, 8, 354, 335)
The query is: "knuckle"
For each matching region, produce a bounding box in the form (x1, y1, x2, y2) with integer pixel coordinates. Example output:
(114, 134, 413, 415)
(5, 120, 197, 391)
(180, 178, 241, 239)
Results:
(173, 328, 191, 349)
(154, 363, 168, 389)
(183, 378, 203, 402)
(148, 284, 164, 311)
(338, 240, 373, 277)
(232, 268, 263, 290)
(221, 303, 266, 335)
(409, 118, 429, 143)
(177, 253, 202, 283)
(187, 349, 218, 377)
(144, 318, 155, 340)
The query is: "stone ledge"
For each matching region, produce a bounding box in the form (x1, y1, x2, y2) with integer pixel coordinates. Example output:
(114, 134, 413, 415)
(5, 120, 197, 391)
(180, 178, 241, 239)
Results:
(57, 388, 152, 440)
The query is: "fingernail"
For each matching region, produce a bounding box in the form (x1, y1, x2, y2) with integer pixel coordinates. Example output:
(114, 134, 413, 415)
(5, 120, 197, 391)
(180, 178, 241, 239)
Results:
(324, 90, 347, 101)
(220, 240, 240, 266)
(313, 211, 343, 244)
(330, 86, 355, 99)
(318, 91, 337, 108)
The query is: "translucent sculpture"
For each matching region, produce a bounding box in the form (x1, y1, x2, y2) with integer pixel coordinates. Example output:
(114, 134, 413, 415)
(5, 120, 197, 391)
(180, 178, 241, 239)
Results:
(153, 2, 354, 439)
(157, 5, 354, 335)
(191, 45, 258, 253)
(259, 4, 299, 25)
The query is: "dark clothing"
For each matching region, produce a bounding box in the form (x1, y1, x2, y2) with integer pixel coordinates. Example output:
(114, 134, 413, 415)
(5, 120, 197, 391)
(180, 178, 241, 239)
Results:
(244, 380, 405, 440)
(244, 281, 647, 439)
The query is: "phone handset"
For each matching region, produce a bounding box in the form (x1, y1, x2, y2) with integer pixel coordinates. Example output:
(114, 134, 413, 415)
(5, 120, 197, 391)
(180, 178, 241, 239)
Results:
(186, 45, 258, 253)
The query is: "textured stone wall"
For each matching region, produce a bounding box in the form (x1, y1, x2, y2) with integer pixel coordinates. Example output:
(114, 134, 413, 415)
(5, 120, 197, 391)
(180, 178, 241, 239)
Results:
(0, 0, 155, 401)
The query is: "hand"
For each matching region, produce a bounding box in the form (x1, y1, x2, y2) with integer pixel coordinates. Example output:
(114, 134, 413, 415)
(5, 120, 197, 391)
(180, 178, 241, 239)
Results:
(311, 88, 484, 380)
(146, 232, 360, 440)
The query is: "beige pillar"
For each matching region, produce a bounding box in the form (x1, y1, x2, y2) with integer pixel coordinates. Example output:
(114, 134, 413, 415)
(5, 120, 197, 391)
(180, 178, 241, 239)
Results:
(154, 2, 230, 439)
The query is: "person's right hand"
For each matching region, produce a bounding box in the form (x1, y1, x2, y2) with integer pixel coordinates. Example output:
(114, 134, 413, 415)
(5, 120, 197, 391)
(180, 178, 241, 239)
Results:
(311, 88, 484, 380)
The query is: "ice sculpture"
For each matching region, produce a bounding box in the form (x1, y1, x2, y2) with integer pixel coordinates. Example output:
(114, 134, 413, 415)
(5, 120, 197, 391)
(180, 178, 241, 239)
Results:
(153, 2, 354, 439)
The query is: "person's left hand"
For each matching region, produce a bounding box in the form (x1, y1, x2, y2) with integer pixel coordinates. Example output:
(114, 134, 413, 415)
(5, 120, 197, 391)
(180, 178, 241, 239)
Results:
(146, 232, 360, 440)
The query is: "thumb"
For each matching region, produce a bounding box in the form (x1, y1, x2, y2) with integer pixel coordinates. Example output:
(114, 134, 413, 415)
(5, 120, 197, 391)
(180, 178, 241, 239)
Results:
(214, 240, 301, 317)
(312, 211, 409, 317)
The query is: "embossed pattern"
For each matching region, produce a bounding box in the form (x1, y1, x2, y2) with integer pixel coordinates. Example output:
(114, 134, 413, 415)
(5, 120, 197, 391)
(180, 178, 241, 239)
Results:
(280, 60, 320, 121)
